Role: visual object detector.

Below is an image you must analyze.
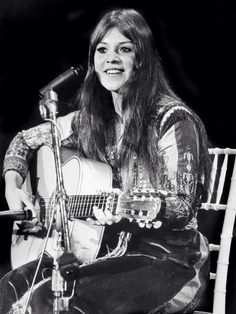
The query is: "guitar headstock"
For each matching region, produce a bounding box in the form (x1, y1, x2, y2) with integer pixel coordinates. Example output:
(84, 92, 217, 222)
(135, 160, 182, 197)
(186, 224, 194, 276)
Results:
(116, 188, 162, 229)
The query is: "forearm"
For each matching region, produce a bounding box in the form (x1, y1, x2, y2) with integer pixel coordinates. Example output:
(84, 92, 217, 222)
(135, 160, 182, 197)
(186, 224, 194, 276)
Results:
(4, 169, 33, 211)
(5, 170, 24, 190)
(154, 118, 201, 230)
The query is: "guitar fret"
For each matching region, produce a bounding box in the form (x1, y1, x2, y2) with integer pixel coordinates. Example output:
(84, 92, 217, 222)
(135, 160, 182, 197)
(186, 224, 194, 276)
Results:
(68, 198, 71, 215)
(102, 194, 106, 211)
(84, 196, 88, 217)
(72, 195, 77, 217)
(85, 195, 89, 217)
(74, 195, 78, 216)
(70, 195, 74, 216)
(88, 195, 93, 216)
(80, 195, 85, 216)
(89, 195, 95, 216)
(98, 193, 102, 211)
(87, 195, 92, 216)
(111, 194, 116, 215)
(80, 194, 85, 217)
(69, 196, 74, 217)
(94, 194, 99, 212)
(75, 195, 80, 216)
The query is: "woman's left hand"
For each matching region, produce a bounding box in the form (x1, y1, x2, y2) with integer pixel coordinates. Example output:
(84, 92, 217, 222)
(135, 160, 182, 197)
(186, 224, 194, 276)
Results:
(86, 206, 122, 226)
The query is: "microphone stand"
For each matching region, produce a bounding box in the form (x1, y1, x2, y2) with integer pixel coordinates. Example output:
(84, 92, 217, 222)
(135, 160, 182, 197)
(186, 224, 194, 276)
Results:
(40, 90, 80, 313)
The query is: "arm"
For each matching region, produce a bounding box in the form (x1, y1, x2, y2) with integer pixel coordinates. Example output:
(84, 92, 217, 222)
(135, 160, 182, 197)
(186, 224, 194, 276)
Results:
(3, 128, 52, 233)
(3, 134, 40, 231)
(3, 124, 52, 211)
(100, 117, 202, 230)
(87, 105, 203, 229)
(156, 117, 201, 230)
(3, 112, 76, 212)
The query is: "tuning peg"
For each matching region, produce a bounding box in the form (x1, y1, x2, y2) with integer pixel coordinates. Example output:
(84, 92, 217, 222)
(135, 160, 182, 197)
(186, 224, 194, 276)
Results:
(138, 220, 145, 228)
(149, 195, 153, 201)
(145, 221, 153, 229)
(158, 190, 168, 196)
(130, 209, 135, 215)
(138, 210, 143, 217)
(149, 188, 156, 193)
(153, 221, 162, 229)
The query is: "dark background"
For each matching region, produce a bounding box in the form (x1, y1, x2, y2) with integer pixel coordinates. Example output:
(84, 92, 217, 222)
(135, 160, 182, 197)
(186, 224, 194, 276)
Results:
(0, 0, 236, 312)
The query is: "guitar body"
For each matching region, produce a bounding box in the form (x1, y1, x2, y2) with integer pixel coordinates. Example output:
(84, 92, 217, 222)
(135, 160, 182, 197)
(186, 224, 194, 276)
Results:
(11, 145, 112, 269)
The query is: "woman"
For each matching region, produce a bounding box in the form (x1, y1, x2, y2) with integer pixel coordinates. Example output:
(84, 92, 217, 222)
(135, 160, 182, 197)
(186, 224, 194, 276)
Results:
(0, 8, 211, 314)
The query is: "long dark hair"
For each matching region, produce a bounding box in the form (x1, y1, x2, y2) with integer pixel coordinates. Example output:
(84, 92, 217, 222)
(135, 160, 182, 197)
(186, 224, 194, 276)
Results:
(72, 8, 211, 190)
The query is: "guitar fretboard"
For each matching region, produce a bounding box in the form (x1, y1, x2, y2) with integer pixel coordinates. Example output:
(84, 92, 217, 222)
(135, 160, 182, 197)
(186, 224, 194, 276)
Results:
(68, 193, 119, 218)
(39, 193, 119, 221)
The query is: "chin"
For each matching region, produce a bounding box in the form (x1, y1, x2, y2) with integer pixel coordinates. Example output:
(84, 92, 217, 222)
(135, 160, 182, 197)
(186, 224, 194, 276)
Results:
(100, 78, 124, 92)
(104, 84, 122, 92)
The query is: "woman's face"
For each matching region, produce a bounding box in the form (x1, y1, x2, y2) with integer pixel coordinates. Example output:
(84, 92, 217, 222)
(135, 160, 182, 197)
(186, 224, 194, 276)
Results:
(94, 27, 136, 94)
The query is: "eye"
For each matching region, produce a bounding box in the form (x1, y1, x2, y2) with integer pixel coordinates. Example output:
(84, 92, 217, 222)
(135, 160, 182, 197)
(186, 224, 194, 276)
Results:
(120, 46, 133, 53)
(97, 47, 107, 54)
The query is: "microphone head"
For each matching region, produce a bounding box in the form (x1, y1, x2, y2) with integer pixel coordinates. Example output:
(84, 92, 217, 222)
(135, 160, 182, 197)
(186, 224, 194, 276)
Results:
(0, 209, 33, 221)
(39, 65, 85, 110)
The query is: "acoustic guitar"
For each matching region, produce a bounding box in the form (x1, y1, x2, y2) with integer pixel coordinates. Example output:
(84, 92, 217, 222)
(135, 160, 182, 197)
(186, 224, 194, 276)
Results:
(10, 145, 161, 269)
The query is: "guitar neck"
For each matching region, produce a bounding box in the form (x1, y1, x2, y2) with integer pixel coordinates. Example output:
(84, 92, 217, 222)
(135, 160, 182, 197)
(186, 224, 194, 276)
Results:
(41, 189, 161, 228)
(67, 193, 118, 218)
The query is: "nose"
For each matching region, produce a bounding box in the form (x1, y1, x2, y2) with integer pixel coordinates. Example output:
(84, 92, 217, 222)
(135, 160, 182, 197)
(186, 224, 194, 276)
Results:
(106, 51, 121, 64)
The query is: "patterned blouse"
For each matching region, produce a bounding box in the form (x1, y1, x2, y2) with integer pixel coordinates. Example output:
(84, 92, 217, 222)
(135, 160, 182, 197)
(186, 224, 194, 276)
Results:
(3, 96, 205, 233)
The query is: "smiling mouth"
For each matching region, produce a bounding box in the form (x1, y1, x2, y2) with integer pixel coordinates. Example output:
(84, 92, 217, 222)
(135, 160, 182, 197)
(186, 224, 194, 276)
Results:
(105, 69, 124, 74)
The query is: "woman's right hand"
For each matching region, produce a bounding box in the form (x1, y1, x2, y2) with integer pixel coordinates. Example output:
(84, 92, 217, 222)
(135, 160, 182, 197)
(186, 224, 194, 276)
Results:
(5, 171, 42, 233)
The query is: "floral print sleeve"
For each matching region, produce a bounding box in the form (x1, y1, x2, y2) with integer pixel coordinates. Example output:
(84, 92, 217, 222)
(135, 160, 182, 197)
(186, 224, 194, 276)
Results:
(131, 100, 203, 231)
(3, 112, 76, 181)
(156, 117, 200, 230)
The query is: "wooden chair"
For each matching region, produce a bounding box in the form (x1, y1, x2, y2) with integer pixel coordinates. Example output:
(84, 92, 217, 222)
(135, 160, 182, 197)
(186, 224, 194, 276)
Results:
(194, 148, 236, 314)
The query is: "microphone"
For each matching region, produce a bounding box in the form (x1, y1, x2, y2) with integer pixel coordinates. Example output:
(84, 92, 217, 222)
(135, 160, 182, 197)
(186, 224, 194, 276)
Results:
(39, 65, 84, 97)
(0, 209, 33, 221)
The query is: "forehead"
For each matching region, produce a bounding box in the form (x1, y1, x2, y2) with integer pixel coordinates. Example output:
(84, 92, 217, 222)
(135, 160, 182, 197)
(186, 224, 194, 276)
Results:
(99, 27, 131, 43)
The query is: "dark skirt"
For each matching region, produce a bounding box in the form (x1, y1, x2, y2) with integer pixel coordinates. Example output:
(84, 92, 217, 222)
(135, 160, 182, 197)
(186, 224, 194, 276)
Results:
(0, 230, 209, 314)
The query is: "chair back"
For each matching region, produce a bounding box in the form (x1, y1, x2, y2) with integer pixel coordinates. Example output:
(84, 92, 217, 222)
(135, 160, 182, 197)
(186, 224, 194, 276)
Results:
(195, 148, 236, 314)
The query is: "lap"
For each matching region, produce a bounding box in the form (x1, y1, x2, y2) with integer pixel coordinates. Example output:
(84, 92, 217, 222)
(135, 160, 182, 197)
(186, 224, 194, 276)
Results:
(0, 254, 204, 314)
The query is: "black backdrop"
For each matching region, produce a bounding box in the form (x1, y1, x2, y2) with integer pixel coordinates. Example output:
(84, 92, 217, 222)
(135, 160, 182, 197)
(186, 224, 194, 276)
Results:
(0, 0, 236, 312)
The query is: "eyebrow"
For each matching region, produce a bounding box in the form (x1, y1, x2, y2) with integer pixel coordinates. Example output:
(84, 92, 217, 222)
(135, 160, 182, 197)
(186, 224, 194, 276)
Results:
(98, 41, 133, 45)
